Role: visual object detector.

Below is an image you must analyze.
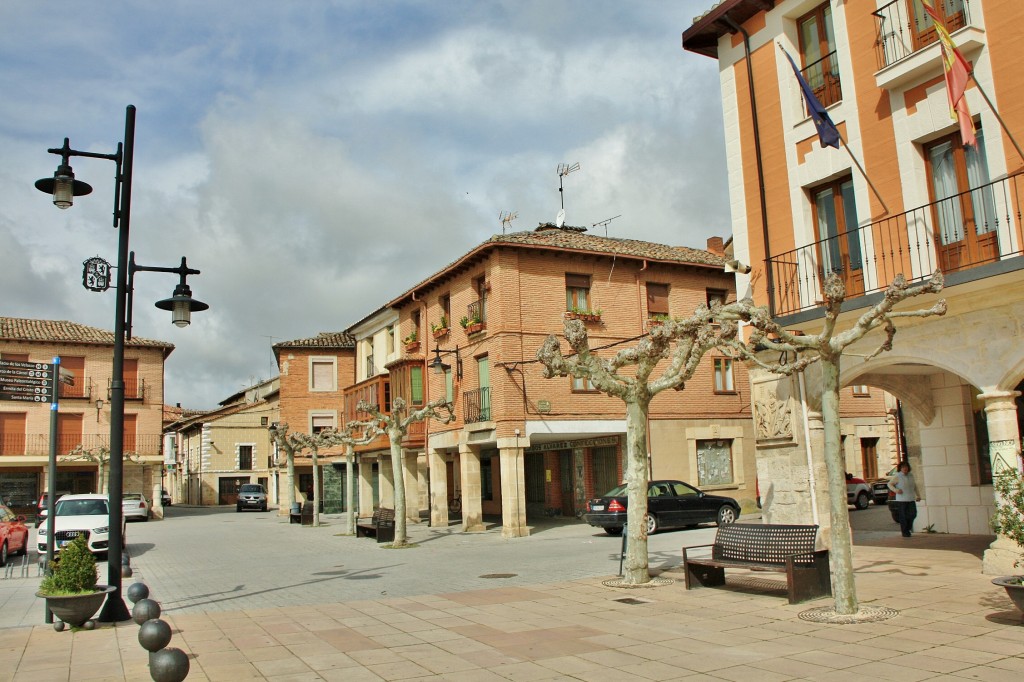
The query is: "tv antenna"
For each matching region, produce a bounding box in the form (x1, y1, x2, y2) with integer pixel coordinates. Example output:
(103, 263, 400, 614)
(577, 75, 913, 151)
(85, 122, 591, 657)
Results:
(556, 162, 580, 227)
(592, 214, 621, 237)
(499, 210, 518, 234)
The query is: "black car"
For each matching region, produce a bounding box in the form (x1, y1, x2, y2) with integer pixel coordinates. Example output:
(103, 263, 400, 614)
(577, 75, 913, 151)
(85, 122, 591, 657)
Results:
(583, 479, 741, 535)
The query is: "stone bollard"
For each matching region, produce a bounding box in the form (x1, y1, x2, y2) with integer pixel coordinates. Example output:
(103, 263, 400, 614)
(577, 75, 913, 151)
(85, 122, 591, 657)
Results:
(139, 619, 172, 652)
(132, 598, 161, 626)
(149, 647, 190, 682)
(126, 582, 150, 604)
(127, 582, 189, 680)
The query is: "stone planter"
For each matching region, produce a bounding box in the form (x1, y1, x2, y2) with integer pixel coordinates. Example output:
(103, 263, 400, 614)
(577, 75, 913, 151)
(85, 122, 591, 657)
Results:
(38, 585, 116, 628)
(992, 576, 1024, 613)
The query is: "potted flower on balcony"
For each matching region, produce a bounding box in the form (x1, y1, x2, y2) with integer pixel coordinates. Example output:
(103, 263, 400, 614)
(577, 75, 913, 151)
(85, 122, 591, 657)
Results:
(403, 330, 420, 352)
(565, 307, 602, 323)
(460, 313, 484, 335)
(647, 313, 670, 329)
(36, 535, 114, 629)
(431, 316, 450, 340)
(991, 466, 1024, 614)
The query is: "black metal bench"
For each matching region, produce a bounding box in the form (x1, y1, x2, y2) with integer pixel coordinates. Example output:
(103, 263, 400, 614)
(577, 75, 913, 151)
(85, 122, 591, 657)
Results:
(681, 523, 831, 604)
(356, 507, 395, 543)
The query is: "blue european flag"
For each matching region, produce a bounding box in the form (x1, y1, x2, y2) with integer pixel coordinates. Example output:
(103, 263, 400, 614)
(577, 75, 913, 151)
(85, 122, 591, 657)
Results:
(781, 47, 840, 149)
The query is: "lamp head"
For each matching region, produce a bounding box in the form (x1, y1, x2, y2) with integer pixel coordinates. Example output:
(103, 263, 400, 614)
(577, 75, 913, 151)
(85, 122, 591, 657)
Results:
(35, 162, 93, 209)
(155, 282, 209, 328)
(429, 347, 450, 375)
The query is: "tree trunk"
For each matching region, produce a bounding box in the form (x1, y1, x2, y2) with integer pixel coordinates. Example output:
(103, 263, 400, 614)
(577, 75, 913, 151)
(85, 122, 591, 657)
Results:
(311, 446, 321, 527)
(345, 444, 356, 535)
(821, 355, 858, 614)
(286, 450, 296, 515)
(389, 428, 407, 546)
(622, 397, 652, 585)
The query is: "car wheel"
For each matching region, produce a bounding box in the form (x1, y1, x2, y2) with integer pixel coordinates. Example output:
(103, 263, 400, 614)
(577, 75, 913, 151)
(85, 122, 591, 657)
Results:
(855, 491, 870, 510)
(604, 527, 623, 536)
(236, 505, 242, 512)
(645, 514, 659, 535)
(14, 537, 27, 556)
(261, 504, 267, 512)
(0, 541, 7, 567)
(717, 506, 738, 526)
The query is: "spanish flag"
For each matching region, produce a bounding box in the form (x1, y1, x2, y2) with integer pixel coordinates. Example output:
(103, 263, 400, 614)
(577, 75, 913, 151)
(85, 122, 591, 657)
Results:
(921, 0, 976, 146)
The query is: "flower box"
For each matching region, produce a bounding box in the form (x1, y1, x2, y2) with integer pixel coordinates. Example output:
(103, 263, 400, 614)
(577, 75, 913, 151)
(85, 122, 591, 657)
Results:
(565, 311, 601, 323)
(466, 322, 485, 335)
(404, 341, 421, 353)
(432, 328, 449, 340)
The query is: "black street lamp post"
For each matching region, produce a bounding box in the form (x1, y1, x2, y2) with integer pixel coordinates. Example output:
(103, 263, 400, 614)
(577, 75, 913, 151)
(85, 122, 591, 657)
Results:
(36, 105, 207, 622)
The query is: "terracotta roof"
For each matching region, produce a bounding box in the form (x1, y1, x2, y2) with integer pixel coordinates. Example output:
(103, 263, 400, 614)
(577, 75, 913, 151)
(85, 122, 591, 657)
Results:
(0, 317, 174, 354)
(384, 224, 725, 310)
(273, 331, 355, 350)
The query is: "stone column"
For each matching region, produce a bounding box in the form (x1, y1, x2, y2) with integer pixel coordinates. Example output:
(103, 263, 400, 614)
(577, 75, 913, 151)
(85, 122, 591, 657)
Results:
(358, 459, 374, 517)
(498, 438, 528, 538)
(151, 480, 164, 520)
(980, 390, 1023, 574)
(428, 447, 449, 527)
(460, 444, 485, 532)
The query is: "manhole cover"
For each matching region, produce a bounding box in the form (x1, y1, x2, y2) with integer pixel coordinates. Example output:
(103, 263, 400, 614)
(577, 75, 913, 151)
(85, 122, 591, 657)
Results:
(798, 605, 900, 624)
(613, 597, 649, 605)
(479, 573, 517, 579)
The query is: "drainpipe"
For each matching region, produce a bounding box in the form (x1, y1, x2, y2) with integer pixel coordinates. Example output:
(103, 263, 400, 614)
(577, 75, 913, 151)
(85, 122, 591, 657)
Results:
(722, 13, 775, 316)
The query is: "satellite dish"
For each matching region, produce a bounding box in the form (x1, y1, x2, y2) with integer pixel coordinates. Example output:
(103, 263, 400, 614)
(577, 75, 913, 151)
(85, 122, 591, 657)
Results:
(555, 208, 565, 228)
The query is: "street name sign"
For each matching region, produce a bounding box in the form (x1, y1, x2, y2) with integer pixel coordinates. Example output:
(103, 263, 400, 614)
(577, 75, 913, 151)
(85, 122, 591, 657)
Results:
(0, 360, 60, 402)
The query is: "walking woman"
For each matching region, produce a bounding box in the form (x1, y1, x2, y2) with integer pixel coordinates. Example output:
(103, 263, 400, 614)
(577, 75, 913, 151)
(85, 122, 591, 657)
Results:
(888, 461, 921, 537)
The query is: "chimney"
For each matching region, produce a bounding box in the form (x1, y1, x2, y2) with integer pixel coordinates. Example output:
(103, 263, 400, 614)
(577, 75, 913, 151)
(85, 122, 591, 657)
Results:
(706, 236, 725, 256)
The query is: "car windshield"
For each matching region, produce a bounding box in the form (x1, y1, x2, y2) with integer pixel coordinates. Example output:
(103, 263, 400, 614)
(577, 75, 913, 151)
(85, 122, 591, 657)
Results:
(239, 485, 263, 493)
(123, 494, 143, 501)
(55, 499, 108, 516)
(600, 484, 628, 497)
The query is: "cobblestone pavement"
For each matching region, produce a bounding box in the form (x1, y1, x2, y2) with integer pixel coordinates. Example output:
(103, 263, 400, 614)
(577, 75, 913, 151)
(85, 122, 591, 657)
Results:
(1, 505, 1022, 681)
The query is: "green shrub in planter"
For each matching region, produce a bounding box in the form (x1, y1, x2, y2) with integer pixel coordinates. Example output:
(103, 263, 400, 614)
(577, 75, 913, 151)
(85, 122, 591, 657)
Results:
(39, 536, 98, 595)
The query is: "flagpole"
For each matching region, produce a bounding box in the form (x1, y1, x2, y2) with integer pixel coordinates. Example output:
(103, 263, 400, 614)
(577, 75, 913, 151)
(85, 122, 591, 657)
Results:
(836, 129, 890, 215)
(970, 74, 1024, 164)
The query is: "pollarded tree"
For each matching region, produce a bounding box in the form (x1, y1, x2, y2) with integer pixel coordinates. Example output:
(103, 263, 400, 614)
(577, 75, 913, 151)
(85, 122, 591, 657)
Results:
(357, 396, 454, 546)
(269, 423, 300, 516)
(721, 271, 946, 615)
(537, 307, 744, 585)
(63, 445, 141, 494)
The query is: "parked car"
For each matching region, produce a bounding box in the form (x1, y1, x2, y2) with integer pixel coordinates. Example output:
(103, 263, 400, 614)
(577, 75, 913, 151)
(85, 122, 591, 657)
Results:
(122, 493, 150, 522)
(871, 467, 899, 505)
(36, 494, 125, 556)
(236, 484, 268, 512)
(161, 489, 172, 507)
(0, 504, 29, 566)
(846, 474, 872, 510)
(34, 491, 72, 527)
(583, 479, 741, 536)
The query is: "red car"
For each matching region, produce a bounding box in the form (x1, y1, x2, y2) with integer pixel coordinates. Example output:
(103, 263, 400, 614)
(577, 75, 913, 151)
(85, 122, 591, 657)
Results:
(0, 503, 30, 566)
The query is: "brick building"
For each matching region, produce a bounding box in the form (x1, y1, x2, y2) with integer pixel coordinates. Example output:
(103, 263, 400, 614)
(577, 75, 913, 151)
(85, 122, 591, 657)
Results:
(683, 0, 1024, 571)
(0, 317, 172, 518)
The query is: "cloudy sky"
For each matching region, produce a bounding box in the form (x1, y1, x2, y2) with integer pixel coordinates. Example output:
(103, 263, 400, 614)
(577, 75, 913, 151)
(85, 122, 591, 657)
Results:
(0, 0, 729, 409)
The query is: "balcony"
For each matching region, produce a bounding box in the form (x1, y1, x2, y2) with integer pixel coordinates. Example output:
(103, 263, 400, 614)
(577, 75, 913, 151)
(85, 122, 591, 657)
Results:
(768, 172, 1024, 317)
(801, 51, 841, 109)
(58, 377, 93, 400)
(463, 387, 491, 423)
(0, 433, 163, 457)
(107, 378, 146, 401)
(343, 374, 390, 451)
(873, 0, 972, 70)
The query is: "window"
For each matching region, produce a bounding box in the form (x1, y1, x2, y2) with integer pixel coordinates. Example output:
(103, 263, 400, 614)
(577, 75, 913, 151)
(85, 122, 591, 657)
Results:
(364, 344, 375, 378)
(386, 325, 395, 356)
(123, 358, 141, 399)
(410, 366, 424, 405)
(911, 0, 966, 52)
(852, 385, 870, 397)
(572, 375, 595, 392)
(311, 413, 335, 434)
(706, 288, 728, 308)
(697, 439, 734, 486)
(646, 282, 669, 318)
(122, 413, 137, 453)
(444, 368, 453, 403)
(238, 445, 253, 470)
(812, 176, 864, 297)
(58, 356, 86, 399)
(713, 358, 735, 393)
(925, 128, 997, 272)
(797, 3, 841, 107)
(473, 275, 487, 323)
(440, 294, 451, 326)
(0, 412, 27, 455)
(310, 357, 337, 391)
(566, 274, 591, 312)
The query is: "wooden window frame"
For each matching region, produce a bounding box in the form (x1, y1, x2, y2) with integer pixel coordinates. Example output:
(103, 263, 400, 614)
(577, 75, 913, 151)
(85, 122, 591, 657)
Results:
(566, 273, 592, 312)
(713, 358, 736, 394)
(571, 375, 598, 393)
(646, 282, 669, 318)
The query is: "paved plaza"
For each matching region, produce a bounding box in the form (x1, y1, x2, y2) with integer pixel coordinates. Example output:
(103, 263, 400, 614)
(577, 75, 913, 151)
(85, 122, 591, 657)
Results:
(0, 505, 1021, 680)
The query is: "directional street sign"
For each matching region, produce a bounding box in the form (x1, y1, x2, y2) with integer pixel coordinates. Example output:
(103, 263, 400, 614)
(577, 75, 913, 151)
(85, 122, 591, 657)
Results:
(0, 360, 58, 402)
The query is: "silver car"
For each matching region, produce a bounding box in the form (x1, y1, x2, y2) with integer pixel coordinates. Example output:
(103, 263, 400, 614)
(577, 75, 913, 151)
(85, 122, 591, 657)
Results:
(236, 484, 268, 512)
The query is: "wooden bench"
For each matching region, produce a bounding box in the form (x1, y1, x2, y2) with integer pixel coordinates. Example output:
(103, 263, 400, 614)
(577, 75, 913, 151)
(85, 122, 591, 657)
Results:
(681, 523, 831, 604)
(356, 508, 395, 543)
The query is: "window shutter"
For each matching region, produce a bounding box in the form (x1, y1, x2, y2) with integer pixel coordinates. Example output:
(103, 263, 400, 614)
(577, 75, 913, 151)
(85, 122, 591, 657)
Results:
(312, 361, 333, 390)
(565, 273, 590, 289)
(646, 283, 669, 315)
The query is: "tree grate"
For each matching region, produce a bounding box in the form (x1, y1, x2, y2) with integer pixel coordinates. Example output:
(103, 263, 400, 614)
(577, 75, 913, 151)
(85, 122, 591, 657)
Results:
(798, 605, 900, 624)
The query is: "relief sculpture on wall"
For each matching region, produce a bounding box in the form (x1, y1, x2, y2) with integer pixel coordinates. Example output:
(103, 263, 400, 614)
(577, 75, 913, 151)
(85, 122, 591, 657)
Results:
(753, 380, 794, 442)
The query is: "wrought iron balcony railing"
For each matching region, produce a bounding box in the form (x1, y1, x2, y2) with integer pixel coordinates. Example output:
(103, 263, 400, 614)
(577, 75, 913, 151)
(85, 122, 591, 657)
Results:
(873, 0, 971, 70)
(801, 50, 841, 109)
(463, 386, 491, 423)
(767, 171, 1024, 317)
(0, 433, 163, 457)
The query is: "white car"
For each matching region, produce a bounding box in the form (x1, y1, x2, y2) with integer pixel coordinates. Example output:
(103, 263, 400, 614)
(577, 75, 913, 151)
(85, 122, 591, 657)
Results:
(36, 494, 125, 555)
(122, 493, 150, 522)
(846, 475, 872, 510)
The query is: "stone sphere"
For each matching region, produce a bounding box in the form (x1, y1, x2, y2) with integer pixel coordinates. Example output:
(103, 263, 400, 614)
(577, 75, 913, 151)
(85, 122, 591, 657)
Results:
(138, 618, 172, 652)
(53, 621, 65, 632)
(149, 647, 190, 682)
(121, 565, 134, 579)
(125, 582, 150, 604)
(121, 552, 131, 566)
(82, 620, 96, 630)
(132, 598, 161, 626)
